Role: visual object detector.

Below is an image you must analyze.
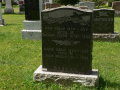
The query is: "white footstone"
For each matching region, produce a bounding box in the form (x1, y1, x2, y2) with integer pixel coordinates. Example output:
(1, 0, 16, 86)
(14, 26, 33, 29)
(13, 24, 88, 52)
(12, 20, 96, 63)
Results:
(22, 20, 41, 40)
(33, 65, 99, 87)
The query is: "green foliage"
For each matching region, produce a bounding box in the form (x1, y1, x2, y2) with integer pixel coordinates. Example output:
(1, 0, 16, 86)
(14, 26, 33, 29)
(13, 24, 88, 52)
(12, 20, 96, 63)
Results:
(56, 0, 79, 5)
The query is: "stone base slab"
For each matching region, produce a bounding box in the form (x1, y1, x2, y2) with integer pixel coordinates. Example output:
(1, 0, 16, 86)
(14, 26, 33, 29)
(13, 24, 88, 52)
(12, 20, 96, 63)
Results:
(4, 8, 14, 14)
(0, 19, 5, 26)
(93, 33, 119, 41)
(23, 20, 41, 30)
(115, 10, 120, 16)
(33, 65, 99, 87)
(22, 30, 41, 40)
(19, 11, 25, 14)
(22, 20, 41, 40)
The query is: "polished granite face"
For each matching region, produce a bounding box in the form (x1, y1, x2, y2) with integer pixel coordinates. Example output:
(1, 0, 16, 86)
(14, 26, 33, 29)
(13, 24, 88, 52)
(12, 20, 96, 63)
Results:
(93, 9, 114, 33)
(0, 0, 1, 2)
(42, 7, 93, 74)
(24, 0, 40, 20)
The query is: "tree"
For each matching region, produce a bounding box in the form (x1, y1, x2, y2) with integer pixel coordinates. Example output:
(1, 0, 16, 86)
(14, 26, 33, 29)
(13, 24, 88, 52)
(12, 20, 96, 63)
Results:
(55, 0, 79, 5)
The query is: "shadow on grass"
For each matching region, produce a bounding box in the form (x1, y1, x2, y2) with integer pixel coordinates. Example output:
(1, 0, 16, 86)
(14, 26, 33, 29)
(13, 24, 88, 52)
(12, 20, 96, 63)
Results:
(3, 13, 25, 15)
(5, 23, 21, 26)
(98, 76, 120, 90)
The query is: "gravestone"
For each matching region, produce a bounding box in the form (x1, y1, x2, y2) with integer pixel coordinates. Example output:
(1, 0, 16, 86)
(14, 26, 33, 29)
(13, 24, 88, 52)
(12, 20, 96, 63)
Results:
(0, 0, 4, 26)
(34, 6, 99, 87)
(93, 9, 114, 33)
(25, 0, 40, 20)
(112, 1, 120, 15)
(22, 0, 42, 40)
(79, 2, 95, 10)
(19, 0, 25, 14)
(4, 0, 14, 14)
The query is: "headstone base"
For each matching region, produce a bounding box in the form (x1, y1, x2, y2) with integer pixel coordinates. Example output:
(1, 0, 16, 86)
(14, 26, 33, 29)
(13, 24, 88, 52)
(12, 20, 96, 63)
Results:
(22, 20, 41, 40)
(22, 30, 41, 40)
(33, 65, 99, 87)
(115, 10, 120, 16)
(0, 19, 4, 26)
(19, 11, 25, 14)
(93, 33, 119, 41)
(4, 8, 14, 14)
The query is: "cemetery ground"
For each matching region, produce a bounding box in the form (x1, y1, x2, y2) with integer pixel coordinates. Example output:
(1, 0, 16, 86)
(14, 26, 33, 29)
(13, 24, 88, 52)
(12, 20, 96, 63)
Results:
(0, 8, 120, 90)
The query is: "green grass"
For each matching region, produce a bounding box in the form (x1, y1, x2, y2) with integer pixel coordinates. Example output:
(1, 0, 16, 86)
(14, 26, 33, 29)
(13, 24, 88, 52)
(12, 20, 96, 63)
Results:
(0, 8, 120, 89)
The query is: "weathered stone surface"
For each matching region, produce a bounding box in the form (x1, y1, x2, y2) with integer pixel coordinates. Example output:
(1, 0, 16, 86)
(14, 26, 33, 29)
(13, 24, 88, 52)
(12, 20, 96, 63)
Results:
(42, 6, 93, 74)
(34, 65, 99, 87)
(93, 33, 119, 41)
(93, 9, 114, 33)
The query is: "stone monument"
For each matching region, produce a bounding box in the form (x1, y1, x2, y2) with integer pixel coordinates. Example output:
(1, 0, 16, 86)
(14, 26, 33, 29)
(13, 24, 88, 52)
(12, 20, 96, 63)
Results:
(79, 2, 95, 10)
(0, 0, 4, 26)
(112, 1, 120, 16)
(19, 0, 25, 14)
(34, 6, 99, 87)
(4, 0, 14, 14)
(22, 0, 42, 40)
(93, 9, 119, 41)
(93, 9, 114, 33)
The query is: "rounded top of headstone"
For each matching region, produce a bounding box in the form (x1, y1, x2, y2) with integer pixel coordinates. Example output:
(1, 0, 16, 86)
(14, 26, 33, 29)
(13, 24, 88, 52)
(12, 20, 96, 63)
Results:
(79, 1, 95, 4)
(42, 6, 92, 13)
(93, 8, 114, 11)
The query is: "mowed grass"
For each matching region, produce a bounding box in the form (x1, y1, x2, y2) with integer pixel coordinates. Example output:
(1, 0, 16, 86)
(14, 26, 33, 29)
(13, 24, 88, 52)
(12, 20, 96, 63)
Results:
(0, 8, 120, 89)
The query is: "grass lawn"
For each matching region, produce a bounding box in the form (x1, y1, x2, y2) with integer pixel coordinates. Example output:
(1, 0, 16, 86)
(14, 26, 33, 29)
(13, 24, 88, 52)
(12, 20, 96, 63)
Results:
(0, 7, 120, 90)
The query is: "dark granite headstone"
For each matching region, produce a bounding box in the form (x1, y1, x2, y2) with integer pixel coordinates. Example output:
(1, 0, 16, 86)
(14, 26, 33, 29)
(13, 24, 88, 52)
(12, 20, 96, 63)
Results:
(0, 0, 2, 2)
(42, 7, 93, 74)
(19, 1, 25, 13)
(24, 0, 40, 20)
(93, 9, 114, 33)
(19, 4, 25, 12)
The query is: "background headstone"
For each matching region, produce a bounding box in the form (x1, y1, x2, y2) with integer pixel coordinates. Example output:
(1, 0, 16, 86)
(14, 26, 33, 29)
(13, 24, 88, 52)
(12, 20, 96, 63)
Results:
(19, 0, 25, 14)
(24, 0, 40, 20)
(93, 9, 114, 33)
(112, 1, 120, 15)
(42, 7, 93, 74)
(79, 2, 95, 10)
(4, 0, 14, 14)
(0, 0, 4, 26)
(22, 0, 42, 40)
